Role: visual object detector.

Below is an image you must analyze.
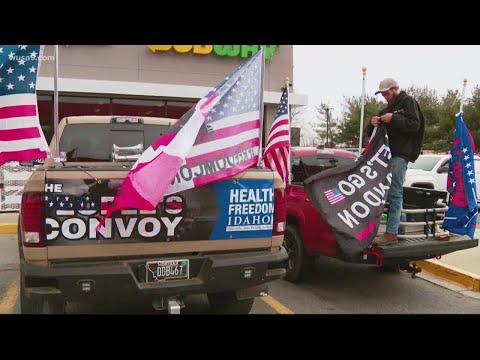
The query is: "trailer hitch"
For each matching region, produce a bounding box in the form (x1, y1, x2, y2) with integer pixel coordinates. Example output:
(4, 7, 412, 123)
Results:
(400, 262, 422, 278)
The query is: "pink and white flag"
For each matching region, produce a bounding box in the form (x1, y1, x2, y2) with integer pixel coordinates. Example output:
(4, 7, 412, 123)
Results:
(98, 48, 264, 228)
(0, 45, 49, 166)
(263, 87, 290, 188)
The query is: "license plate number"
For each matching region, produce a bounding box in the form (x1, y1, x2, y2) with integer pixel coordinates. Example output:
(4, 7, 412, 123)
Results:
(146, 259, 189, 282)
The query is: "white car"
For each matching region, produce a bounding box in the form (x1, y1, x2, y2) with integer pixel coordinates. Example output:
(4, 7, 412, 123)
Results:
(404, 154, 480, 201)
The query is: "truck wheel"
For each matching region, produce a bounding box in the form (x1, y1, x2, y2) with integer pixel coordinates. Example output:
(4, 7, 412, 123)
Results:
(283, 225, 314, 283)
(208, 292, 254, 314)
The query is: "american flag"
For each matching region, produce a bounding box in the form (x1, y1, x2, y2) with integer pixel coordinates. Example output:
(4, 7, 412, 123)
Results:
(99, 48, 264, 227)
(263, 87, 290, 187)
(0, 45, 49, 166)
(324, 186, 345, 205)
(173, 49, 262, 190)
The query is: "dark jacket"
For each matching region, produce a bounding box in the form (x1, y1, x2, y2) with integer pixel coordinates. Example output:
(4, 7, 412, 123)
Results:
(366, 90, 425, 163)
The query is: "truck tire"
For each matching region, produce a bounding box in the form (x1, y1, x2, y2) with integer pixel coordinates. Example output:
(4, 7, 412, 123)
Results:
(20, 275, 65, 314)
(208, 292, 255, 314)
(283, 225, 314, 283)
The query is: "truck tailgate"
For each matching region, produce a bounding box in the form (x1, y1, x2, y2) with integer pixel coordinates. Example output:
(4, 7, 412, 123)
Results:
(374, 234, 478, 261)
(43, 169, 281, 259)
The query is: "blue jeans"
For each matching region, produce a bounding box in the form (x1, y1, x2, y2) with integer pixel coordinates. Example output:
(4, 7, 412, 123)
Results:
(387, 157, 408, 234)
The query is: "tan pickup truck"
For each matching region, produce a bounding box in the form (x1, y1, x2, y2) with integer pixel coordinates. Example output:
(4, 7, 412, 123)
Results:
(18, 116, 288, 314)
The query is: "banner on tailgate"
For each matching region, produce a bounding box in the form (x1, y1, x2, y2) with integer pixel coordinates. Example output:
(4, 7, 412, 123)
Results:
(44, 178, 274, 243)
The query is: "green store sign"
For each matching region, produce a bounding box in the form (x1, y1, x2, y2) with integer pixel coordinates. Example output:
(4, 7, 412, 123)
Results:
(147, 45, 279, 60)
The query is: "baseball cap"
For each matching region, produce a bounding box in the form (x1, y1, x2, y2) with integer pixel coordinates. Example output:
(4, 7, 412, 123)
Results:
(375, 78, 399, 95)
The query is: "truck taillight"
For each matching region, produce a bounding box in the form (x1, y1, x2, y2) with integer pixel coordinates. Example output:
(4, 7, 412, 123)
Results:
(20, 192, 45, 247)
(273, 188, 286, 236)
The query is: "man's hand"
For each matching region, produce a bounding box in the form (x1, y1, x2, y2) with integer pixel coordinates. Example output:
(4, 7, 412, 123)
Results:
(380, 113, 393, 123)
(371, 116, 381, 126)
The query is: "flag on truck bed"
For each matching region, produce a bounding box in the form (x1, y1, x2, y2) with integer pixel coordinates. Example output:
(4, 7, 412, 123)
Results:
(304, 125, 392, 258)
(99, 48, 264, 227)
(443, 112, 478, 239)
(0, 45, 49, 166)
(263, 86, 290, 188)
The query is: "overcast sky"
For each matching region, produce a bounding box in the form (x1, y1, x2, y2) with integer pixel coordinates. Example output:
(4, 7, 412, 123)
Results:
(293, 45, 480, 118)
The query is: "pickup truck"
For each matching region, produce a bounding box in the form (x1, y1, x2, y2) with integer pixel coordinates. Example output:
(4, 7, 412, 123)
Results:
(404, 154, 480, 203)
(18, 115, 288, 314)
(284, 147, 479, 282)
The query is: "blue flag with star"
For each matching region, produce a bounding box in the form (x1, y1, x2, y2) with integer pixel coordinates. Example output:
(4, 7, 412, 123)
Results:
(443, 112, 478, 239)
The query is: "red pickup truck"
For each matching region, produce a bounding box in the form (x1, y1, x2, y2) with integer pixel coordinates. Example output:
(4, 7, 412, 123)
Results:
(284, 147, 478, 282)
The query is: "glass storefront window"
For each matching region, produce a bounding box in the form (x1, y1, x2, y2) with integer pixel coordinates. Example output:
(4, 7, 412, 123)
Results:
(166, 101, 196, 119)
(59, 96, 111, 121)
(37, 94, 54, 144)
(112, 98, 166, 117)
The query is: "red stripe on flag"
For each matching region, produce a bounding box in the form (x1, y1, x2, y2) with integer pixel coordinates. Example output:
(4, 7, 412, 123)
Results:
(265, 129, 290, 148)
(278, 147, 289, 183)
(166, 201, 183, 210)
(266, 118, 289, 137)
(101, 201, 112, 213)
(205, 119, 260, 143)
(0, 105, 37, 119)
(0, 127, 40, 141)
(193, 156, 259, 188)
(186, 137, 260, 166)
(0, 148, 47, 165)
(151, 133, 176, 151)
(270, 149, 283, 174)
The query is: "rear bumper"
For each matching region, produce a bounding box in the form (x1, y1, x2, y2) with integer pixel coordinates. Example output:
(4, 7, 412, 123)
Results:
(21, 247, 288, 304)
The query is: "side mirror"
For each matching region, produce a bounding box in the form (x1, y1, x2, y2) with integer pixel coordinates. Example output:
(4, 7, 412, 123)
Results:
(437, 167, 449, 174)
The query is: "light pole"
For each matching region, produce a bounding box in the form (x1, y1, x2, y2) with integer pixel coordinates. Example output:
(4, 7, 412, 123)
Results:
(359, 66, 367, 153)
(325, 107, 333, 147)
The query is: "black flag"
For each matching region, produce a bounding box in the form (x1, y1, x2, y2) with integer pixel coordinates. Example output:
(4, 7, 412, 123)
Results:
(304, 125, 392, 258)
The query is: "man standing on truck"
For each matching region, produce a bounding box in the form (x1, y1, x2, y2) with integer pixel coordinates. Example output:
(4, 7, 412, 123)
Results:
(367, 78, 425, 246)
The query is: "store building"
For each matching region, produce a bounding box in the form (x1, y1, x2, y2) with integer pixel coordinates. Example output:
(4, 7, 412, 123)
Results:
(36, 45, 307, 142)
(1, 45, 308, 211)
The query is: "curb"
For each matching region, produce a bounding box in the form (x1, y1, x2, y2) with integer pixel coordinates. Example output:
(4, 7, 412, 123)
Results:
(0, 224, 16, 234)
(415, 260, 480, 291)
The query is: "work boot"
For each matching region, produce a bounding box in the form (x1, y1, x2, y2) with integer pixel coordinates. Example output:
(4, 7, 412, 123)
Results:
(435, 225, 450, 241)
(373, 232, 398, 246)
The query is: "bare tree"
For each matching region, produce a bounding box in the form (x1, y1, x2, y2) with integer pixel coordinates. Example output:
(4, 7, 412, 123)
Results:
(291, 106, 319, 146)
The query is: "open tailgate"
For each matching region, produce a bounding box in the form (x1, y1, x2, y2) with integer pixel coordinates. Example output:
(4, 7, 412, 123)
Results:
(375, 234, 478, 261)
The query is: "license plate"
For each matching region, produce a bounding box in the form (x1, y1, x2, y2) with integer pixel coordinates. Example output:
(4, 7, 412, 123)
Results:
(145, 259, 189, 282)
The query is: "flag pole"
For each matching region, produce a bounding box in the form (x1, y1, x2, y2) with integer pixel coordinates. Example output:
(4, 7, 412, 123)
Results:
(53, 45, 59, 160)
(358, 66, 367, 154)
(285, 76, 291, 185)
(460, 78, 467, 113)
(257, 46, 266, 167)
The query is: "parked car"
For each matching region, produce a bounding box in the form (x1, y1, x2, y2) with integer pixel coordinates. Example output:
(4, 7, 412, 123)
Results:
(404, 154, 480, 201)
(284, 147, 478, 282)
